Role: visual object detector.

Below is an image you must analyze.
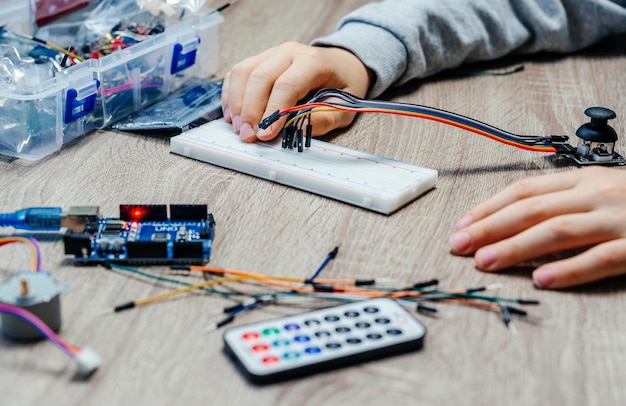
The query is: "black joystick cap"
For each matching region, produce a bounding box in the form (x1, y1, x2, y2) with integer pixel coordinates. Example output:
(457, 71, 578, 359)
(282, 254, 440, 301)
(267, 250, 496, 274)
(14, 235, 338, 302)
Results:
(576, 107, 618, 143)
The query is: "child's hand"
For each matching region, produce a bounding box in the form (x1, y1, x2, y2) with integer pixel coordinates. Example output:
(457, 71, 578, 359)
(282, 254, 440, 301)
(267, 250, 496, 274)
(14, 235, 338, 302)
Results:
(222, 42, 372, 142)
(449, 167, 626, 289)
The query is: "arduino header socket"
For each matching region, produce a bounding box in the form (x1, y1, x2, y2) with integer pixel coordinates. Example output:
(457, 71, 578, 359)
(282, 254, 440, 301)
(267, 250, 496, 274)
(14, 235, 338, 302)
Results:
(63, 204, 215, 265)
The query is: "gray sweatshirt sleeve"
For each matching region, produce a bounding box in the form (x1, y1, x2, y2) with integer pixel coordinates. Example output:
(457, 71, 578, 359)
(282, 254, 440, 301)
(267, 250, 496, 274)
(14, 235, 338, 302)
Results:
(311, 0, 626, 97)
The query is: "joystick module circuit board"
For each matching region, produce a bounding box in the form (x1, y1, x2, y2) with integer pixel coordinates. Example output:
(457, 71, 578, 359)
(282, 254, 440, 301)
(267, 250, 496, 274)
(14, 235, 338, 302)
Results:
(63, 204, 215, 265)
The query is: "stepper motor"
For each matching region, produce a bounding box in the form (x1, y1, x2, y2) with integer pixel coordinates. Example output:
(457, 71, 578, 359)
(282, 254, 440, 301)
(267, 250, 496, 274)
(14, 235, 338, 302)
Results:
(0, 271, 67, 340)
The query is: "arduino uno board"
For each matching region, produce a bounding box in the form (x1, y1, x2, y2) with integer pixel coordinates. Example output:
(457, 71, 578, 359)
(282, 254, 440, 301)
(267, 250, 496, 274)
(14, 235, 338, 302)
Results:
(63, 204, 214, 265)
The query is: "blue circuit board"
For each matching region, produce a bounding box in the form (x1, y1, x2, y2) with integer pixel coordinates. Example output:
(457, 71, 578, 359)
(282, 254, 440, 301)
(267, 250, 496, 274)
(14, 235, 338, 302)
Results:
(63, 204, 214, 265)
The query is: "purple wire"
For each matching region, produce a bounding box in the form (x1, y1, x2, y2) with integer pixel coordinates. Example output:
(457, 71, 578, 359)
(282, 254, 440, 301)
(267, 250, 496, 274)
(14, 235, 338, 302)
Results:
(0, 304, 76, 357)
(24, 236, 43, 271)
(1, 236, 43, 271)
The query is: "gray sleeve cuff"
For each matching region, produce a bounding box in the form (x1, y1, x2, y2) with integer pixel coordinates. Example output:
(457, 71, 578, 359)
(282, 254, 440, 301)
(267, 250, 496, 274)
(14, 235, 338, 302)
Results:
(311, 22, 411, 98)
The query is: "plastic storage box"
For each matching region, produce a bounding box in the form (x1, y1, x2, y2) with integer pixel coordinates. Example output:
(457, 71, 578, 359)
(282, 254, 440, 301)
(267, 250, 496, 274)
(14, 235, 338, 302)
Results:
(0, 0, 222, 160)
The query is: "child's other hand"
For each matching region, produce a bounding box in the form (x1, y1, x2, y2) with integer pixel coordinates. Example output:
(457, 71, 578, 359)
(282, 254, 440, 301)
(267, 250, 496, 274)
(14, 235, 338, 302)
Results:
(449, 167, 626, 289)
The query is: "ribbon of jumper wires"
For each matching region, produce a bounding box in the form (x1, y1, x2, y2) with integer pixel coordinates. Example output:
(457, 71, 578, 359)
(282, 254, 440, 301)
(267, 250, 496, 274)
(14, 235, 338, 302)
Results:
(106, 248, 539, 336)
(0, 237, 98, 374)
(258, 88, 567, 153)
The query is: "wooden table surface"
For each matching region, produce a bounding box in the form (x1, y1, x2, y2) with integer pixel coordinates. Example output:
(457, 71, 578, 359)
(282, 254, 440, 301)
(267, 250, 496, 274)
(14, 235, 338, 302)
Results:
(1, 1, 625, 405)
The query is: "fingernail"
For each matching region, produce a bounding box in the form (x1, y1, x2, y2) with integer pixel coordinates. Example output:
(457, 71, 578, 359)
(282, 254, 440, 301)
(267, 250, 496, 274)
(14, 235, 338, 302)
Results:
(475, 247, 497, 270)
(233, 115, 241, 133)
(255, 127, 272, 140)
(223, 106, 231, 123)
(533, 269, 555, 289)
(239, 122, 256, 142)
(456, 215, 473, 230)
(449, 232, 471, 252)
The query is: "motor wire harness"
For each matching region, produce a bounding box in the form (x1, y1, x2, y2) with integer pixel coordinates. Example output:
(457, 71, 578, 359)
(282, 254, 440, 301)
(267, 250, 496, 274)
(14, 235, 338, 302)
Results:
(0, 237, 101, 378)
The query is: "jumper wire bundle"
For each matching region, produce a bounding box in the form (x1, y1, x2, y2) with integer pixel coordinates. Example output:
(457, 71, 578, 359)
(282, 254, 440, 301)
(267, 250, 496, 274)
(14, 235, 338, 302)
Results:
(258, 88, 568, 153)
(107, 247, 540, 336)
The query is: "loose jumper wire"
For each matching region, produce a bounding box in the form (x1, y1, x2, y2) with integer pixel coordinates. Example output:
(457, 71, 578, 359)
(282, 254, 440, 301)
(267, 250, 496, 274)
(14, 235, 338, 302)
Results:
(305, 246, 339, 283)
(106, 260, 540, 336)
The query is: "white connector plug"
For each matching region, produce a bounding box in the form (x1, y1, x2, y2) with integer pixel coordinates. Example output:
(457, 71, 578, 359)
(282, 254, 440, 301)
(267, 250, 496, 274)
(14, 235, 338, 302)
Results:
(74, 347, 102, 377)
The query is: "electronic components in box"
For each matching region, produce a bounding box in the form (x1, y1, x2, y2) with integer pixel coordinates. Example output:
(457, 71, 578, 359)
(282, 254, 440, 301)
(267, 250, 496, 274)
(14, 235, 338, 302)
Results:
(63, 204, 215, 265)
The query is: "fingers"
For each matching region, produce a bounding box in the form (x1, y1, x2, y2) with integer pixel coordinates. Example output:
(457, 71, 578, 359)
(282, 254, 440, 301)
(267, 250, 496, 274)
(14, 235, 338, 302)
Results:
(221, 70, 232, 124)
(450, 167, 626, 289)
(308, 111, 359, 137)
(455, 170, 581, 230)
(223, 42, 324, 142)
(451, 167, 626, 257)
(450, 187, 596, 255)
(239, 54, 304, 142)
(224, 49, 284, 140)
(470, 211, 623, 271)
(256, 110, 358, 143)
(222, 42, 372, 142)
(241, 44, 355, 141)
(251, 55, 329, 141)
(532, 238, 626, 289)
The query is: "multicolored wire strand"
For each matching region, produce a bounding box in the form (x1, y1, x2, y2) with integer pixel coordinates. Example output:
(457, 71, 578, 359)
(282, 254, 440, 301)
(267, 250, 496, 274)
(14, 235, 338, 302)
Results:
(259, 88, 567, 153)
(0, 237, 86, 363)
(0, 236, 43, 271)
(106, 246, 539, 336)
(0, 304, 80, 357)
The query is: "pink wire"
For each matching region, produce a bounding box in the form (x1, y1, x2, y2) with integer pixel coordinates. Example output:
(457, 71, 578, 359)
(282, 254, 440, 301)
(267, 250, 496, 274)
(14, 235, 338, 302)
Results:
(0, 236, 42, 271)
(0, 304, 77, 357)
(23, 236, 43, 271)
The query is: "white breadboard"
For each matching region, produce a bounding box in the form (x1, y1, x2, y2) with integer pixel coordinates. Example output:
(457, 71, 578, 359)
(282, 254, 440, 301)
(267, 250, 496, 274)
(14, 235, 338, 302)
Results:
(170, 119, 437, 214)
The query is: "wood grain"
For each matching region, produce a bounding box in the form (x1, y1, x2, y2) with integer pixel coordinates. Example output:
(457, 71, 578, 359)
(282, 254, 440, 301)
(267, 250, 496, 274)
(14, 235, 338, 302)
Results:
(1, 1, 625, 405)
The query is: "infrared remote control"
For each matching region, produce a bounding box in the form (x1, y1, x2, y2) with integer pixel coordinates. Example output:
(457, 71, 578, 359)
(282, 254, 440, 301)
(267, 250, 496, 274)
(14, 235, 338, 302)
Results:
(223, 298, 426, 384)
